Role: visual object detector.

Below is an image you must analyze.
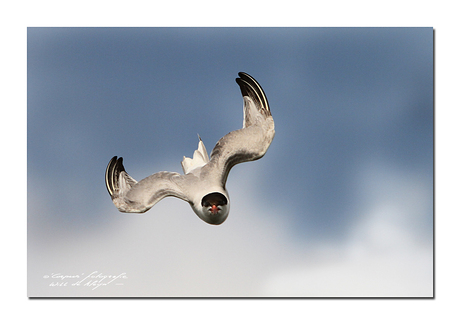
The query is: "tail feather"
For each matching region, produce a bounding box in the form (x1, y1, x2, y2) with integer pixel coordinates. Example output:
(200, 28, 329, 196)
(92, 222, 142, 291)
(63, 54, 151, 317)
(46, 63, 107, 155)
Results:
(181, 137, 210, 174)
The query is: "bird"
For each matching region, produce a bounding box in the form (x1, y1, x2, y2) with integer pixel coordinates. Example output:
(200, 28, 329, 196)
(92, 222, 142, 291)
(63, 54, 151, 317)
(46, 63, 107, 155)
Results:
(105, 72, 275, 225)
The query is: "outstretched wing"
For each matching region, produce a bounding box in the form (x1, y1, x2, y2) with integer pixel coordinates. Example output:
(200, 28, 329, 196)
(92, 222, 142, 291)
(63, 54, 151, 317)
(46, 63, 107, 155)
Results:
(105, 156, 190, 213)
(203, 72, 275, 187)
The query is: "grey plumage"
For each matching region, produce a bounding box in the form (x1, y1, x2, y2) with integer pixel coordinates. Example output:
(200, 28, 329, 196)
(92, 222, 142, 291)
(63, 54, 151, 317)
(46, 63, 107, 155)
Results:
(105, 72, 275, 225)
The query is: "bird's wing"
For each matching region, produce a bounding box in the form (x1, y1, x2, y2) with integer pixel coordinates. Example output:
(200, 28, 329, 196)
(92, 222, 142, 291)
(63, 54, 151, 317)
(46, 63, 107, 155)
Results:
(105, 156, 191, 213)
(203, 72, 275, 187)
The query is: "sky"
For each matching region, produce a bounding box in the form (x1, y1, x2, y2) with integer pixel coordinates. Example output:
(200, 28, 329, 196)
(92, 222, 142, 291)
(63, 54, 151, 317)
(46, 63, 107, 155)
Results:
(27, 27, 433, 297)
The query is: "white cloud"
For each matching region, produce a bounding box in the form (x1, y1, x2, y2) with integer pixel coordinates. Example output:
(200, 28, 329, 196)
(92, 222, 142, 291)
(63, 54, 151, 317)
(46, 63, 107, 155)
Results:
(262, 159, 433, 297)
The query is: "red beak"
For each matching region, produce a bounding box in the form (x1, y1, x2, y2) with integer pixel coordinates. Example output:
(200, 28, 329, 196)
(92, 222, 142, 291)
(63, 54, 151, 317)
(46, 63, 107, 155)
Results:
(210, 205, 219, 214)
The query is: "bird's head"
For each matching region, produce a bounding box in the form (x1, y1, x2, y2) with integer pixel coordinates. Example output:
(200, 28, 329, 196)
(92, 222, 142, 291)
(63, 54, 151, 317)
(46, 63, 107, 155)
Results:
(195, 192, 229, 225)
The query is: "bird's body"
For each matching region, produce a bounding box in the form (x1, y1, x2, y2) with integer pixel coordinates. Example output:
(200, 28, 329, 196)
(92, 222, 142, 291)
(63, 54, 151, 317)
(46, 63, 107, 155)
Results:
(105, 72, 274, 225)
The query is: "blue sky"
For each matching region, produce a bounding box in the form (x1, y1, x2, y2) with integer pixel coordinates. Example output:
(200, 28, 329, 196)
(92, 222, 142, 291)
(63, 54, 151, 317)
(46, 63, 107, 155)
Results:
(27, 27, 433, 297)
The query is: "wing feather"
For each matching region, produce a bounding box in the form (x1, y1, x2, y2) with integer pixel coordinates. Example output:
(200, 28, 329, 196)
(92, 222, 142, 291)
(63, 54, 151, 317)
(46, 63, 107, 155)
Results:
(105, 156, 190, 213)
(203, 72, 275, 187)
(105, 72, 275, 213)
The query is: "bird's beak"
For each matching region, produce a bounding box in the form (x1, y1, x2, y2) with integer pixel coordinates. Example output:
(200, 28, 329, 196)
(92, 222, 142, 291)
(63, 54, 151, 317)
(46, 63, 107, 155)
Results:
(210, 205, 219, 214)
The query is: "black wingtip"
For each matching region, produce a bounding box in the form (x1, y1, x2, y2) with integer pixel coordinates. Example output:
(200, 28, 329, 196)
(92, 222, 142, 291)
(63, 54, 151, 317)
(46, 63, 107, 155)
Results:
(235, 72, 270, 114)
(236, 72, 258, 84)
(105, 157, 116, 197)
(116, 157, 125, 172)
(235, 72, 254, 97)
(235, 72, 250, 87)
(105, 156, 124, 198)
(237, 71, 250, 79)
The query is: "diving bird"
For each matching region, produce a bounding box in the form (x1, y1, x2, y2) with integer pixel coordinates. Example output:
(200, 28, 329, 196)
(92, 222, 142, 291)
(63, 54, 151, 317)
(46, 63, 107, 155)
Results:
(105, 72, 275, 225)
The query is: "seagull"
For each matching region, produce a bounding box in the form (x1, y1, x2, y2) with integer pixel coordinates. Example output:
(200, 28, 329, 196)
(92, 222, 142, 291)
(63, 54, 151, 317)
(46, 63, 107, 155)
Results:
(105, 72, 275, 225)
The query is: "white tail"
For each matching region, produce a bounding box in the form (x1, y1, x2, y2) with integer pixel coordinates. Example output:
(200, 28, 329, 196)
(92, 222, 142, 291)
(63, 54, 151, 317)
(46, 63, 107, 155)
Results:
(181, 136, 210, 174)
